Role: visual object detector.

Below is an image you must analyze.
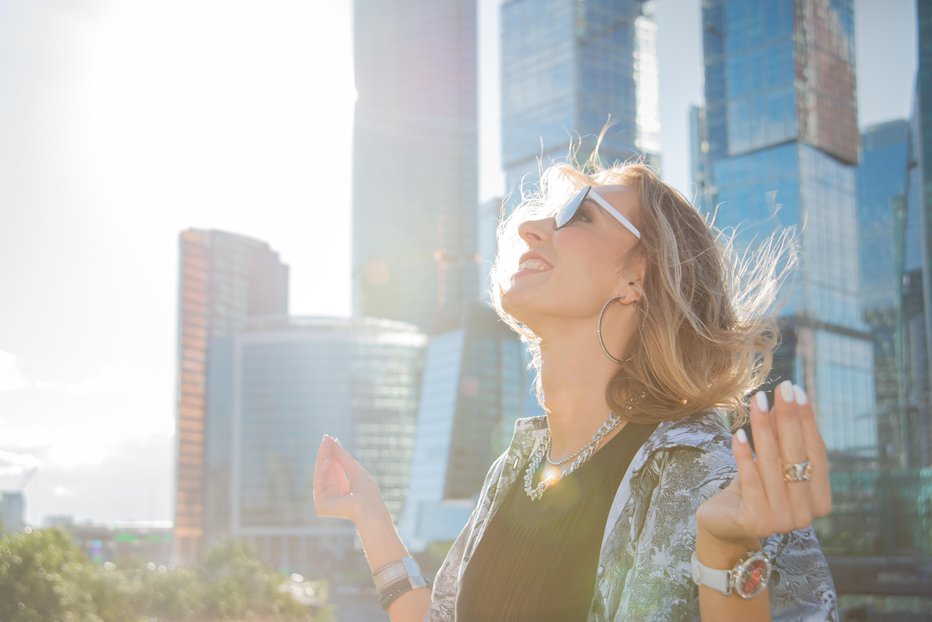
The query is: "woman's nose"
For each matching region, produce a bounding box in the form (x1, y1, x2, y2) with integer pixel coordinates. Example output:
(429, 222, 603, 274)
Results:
(518, 217, 553, 244)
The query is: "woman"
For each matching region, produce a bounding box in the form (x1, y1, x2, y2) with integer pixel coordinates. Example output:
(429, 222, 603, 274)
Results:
(314, 158, 838, 621)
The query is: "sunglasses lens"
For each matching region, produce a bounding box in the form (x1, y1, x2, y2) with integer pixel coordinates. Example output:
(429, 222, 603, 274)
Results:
(555, 187, 589, 228)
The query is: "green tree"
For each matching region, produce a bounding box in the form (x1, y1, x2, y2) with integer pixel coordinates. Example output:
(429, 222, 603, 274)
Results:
(198, 540, 310, 621)
(0, 527, 130, 622)
(130, 565, 206, 621)
(0, 529, 333, 621)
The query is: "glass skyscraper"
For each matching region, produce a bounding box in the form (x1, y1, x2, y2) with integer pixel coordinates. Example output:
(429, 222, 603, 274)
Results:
(173, 229, 289, 566)
(500, 0, 660, 202)
(828, 120, 932, 565)
(701, 0, 877, 456)
(352, 0, 479, 333)
(205, 315, 426, 573)
(856, 121, 911, 466)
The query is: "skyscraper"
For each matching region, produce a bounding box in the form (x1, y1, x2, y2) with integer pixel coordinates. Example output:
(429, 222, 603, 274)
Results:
(701, 0, 877, 456)
(500, 0, 660, 202)
(352, 0, 479, 333)
(856, 121, 910, 466)
(174, 229, 289, 565)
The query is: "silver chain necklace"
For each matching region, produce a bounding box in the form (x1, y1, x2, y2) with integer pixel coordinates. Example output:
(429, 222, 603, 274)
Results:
(546, 410, 623, 466)
(524, 394, 644, 502)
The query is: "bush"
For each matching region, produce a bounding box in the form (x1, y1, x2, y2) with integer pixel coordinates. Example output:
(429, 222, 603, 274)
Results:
(0, 527, 130, 622)
(0, 529, 332, 622)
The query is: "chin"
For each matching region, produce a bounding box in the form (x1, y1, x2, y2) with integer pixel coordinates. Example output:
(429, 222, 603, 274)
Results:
(500, 286, 525, 319)
(500, 287, 540, 330)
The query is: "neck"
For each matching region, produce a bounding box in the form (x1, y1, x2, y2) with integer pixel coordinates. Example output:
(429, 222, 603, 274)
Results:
(537, 315, 637, 458)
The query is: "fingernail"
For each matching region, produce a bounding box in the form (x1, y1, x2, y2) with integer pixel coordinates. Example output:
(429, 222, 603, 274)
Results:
(779, 380, 794, 403)
(794, 384, 808, 405)
(736, 428, 748, 444)
(755, 391, 768, 412)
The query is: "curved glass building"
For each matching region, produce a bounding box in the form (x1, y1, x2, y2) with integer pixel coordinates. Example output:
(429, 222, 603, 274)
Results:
(205, 315, 426, 573)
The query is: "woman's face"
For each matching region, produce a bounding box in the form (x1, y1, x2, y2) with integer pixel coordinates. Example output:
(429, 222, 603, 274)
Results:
(501, 184, 644, 331)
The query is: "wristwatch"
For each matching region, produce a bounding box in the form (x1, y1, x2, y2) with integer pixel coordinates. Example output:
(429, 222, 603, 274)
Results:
(690, 549, 771, 599)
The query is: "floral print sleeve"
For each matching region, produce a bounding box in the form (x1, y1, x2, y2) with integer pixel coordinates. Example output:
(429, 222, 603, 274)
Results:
(612, 447, 738, 621)
(610, 441, 839, 621)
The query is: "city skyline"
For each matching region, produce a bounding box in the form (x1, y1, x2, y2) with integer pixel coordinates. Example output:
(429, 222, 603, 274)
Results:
(0, 0, 919, 524)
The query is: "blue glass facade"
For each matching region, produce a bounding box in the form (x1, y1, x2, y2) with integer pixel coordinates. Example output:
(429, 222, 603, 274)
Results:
(856, 122, 910, 465)
(500, 0, 660, 201)
(702, 0, 876, 456)
(205, 316, 426, 573)
(858, 122, 910, 312)
(352, 0, 479, 332)
(704, 0, 857, 165)
(400, 306, 527, 551)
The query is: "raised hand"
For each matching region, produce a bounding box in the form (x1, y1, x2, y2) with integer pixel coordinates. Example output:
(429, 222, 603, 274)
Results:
(696, 380, 832, 547)
(313, 434, 387, 526)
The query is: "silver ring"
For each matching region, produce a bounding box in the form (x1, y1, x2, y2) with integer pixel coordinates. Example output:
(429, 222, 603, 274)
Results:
(783, 460, 812, 483)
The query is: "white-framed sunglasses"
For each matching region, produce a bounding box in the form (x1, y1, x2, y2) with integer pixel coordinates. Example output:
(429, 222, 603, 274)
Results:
(554, 185, 641, 240)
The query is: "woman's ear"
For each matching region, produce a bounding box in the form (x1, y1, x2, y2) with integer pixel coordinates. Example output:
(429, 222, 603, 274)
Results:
(617, 254, 646, 303)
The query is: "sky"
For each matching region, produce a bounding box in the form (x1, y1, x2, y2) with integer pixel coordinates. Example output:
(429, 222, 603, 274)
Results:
(0, 0, 919, 525)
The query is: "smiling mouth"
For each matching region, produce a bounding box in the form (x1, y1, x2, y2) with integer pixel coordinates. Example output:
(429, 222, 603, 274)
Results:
(513, 266, 552, 280)
(517, 258, 552, 272)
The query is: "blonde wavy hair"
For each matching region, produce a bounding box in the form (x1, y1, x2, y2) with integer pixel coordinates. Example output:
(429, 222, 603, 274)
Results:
(489, 152, 798, 429)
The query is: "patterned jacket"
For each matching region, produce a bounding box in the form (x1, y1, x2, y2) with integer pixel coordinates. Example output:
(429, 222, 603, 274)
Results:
(426, 409, 839, 621)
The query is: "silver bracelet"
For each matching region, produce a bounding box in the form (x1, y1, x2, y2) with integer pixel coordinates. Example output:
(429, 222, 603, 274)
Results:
(372, 556, 427, 595)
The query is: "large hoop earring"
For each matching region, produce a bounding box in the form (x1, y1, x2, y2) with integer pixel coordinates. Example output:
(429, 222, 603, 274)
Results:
(598, 296, 634, 365)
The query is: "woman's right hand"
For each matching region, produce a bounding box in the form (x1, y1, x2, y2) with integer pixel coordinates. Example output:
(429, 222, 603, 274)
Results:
(314, 433, 429, 621)
(313, 434, 388, 527)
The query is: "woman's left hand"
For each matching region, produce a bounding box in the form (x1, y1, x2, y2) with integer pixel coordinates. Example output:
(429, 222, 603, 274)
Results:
(696, 380, 832, 547)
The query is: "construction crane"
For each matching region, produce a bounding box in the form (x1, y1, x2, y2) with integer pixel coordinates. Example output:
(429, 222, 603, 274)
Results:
(17, 466, 37, 491)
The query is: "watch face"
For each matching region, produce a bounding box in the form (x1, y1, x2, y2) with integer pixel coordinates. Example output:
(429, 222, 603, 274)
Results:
(734, 553, 771, 599)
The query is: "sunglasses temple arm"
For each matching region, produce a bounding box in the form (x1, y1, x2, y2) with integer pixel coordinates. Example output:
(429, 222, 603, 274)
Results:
(589, 192, 641, 239)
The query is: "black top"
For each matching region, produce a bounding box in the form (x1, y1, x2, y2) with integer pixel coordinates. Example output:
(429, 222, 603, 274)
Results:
(456, 420, 660, 622)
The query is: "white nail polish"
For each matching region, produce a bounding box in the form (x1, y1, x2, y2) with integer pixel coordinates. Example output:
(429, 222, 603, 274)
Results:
(736, 428, 748, 444)
(794, 384, 808, 405)
(755, 391, 768, 412)
(779, 380, 794, 403)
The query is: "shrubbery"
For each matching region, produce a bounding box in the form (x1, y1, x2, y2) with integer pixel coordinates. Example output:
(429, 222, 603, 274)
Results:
(0, 527, 333, 622)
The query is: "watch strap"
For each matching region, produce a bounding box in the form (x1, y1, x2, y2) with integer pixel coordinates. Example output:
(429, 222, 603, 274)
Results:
(690, 549, 771, 599)
(690, 550, 733, 595)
